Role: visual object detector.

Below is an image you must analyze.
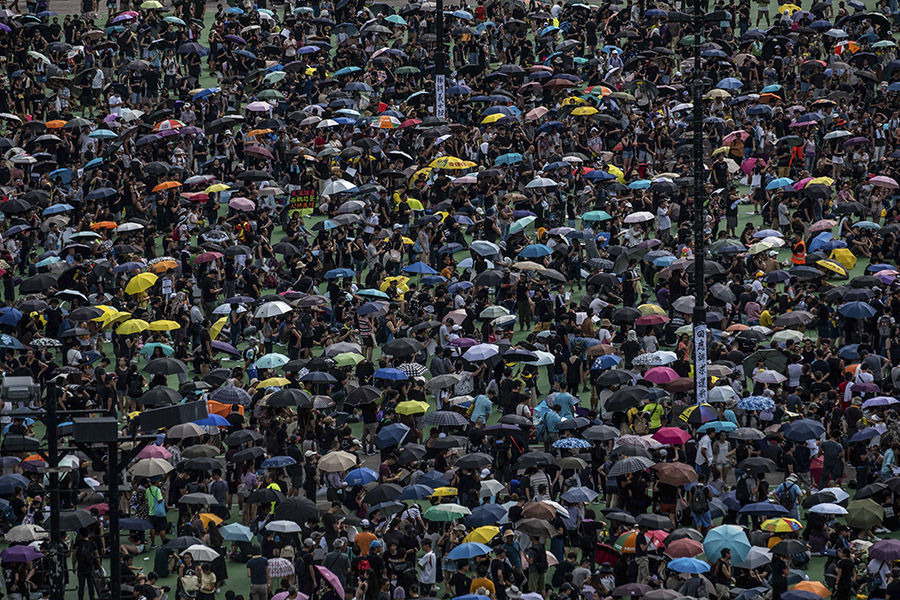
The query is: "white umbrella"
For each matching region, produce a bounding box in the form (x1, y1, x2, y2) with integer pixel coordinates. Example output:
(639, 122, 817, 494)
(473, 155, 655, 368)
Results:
(752, 369, 786, 384)
(708, 386, 739, 403)
(254, 301, 293, 318)
(316, 119, 339, 128)
(322, 179, 358, 195)
(623, 211, 655, 223)
(213, 303, 248, 315)
(116, 222, 144, 232)
(820, 487, 851, 503)
(129, 458, 174, 478)
(265, 520, 303, 533)
(480, 479, 506, 497)
(525, 351, 555, 366)
(633, 350, 678, 366)
(470, 240, 500, 256)
(772, 330, 803, 344)
(5, 524, 48, 543)
(462, 343, 500, 362)
(182, 544, 220, 562)
(525, 177, 558, 189)
(808, 503, 848, 515)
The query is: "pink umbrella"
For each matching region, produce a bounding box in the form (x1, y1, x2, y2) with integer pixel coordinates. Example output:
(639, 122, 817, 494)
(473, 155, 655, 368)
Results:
(272, 592, 309, 600)
(246, 101, 272, 112)
(137, 445, 172, 460)
(546, 550, 559, 567)
(792, 177, 812, 191)
(870, 175, 899, 189)
(229, 197, 256, 212)
(809, 219, 837, 232)
(643, 366, 680, 384)
(722, 130, 749, 144)
(316, 565, 344, 599)
(244, 144, 274, 159)
(740, 157, 766, 175)
(194, 251, 224, 264)
(525, 106, 549, 121)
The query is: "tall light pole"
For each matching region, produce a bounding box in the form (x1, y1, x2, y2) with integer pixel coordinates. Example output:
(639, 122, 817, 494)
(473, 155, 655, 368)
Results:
(691, 1, 709, 406)
(435, 0, 446, 119)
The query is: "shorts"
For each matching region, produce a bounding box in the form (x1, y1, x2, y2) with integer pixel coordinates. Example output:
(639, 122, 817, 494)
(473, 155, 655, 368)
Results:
(660, 502, 676, 515)
(150, 515, 168, 532)
(363, 422, 377, 437)
(362, 335, 374, 348)
(693, 511, 712, 528)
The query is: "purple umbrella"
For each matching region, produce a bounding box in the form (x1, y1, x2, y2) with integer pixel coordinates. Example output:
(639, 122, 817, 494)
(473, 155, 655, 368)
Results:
(244, 145, 274, 159)
(211, 340, 239, 356)
(870, 539, 900, 561)
(853, 382, 881, 394)
(843, 136, 870, 146)
(112, 13, 134, 22)
(0, 545, 43, 563)
(177, 126, 203, 135)
(224, 34, 246, 44)
(862, 396, 899, 409)
(0, 24, 12, 32)
(449, 337, 478, 348)
(316, 566, 345, 599)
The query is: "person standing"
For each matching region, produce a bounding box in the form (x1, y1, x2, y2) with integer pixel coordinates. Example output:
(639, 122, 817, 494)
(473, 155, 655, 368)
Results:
(246, 552, 270, 600)
(417, 539, 437, 595)
(73, 528, 99, 600)
(146, 479, 168, 548)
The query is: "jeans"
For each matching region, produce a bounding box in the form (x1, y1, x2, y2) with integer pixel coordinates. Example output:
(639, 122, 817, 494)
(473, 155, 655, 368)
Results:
(77, 570, 96, 600)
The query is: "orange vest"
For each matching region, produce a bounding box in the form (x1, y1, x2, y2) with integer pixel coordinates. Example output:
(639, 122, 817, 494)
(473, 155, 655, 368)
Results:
(792, 240, 806, 265)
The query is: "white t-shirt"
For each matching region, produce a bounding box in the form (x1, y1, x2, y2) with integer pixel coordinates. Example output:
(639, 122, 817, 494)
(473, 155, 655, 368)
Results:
(696, 434, 713, 467)
(418, 550, 437, 584)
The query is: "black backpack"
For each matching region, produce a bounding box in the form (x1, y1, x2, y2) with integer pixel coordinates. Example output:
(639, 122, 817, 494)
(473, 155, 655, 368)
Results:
(736, 474, 753, 505)
(778, 483, 796, 510)
(690, 484, 709, 513)
(76, 540, 95, 568)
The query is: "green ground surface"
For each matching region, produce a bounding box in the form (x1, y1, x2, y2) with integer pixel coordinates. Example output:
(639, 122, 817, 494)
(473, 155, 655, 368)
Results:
(5, 0, 892, 596)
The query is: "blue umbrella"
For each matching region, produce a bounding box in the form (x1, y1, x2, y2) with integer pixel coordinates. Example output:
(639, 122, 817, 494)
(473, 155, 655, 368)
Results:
(585, 170, 616, 181)
(737, 502, 789, 516)
(194, 414, 230, 427)
(374, 368, 408, 381)
(421, 275, 447, 285)
(36, 256, 61, 268)
(838, 301, 876, 319)
(344, 467, 379, 486)
(737, 396, 775, 411)
(653, 255, 677, 267)
(0, 334, 25, 349)
(765, 177, 795, 190)
(448, 85, 473, 95)
(591, 355, 622, 370)
(495, 153, 522, 165)
(552, 438, 592, 449)
(43, 203, 74, 215)
(221, 523, 254, 542)
(398, 484, 435, 501)
(448, 281, 474, 294)
(628, 179, 652, 189)
(466, 504, 508, 527)
(334, 66, 361, 76)
(703, 524, 751, 564)
(48, 169, 73, 184)
(717, 77, 743, 89)
(697, 421, 737, 433)
(783, 419, 825, 442)
(518, 244, 553, 258)
(261, 456, 297, 469)
(0, 307, 23, 325)
(324, 268, 355, 279)
(561, 487, 599, 503)
(783, 592, 822, 600)
(357, 289, 389, 299)
(447, 542, 492, 561)
(838, 344, 860, 360)
(849, 427, 882, 443)
(668, 557, 711, 573)
(403, 261, 438, 275)
(375, 423, 410, 449)
(808, 231, 833, 254)
(452, 9, 474, 18)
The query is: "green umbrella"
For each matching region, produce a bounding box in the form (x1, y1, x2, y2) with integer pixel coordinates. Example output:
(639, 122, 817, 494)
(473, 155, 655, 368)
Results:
(140, 343, 175, 356)
(164, 16, 186, 25)
(357, 289, 390, 299)
(395, 66, 420, 75)
(582, 210, 612, 222)
(509, 215, 537, 235)
(846, 499, 883, 530)
(423, 503, 471, 522)
(264, 71, 287, 84)
(257, 89, 284, 100)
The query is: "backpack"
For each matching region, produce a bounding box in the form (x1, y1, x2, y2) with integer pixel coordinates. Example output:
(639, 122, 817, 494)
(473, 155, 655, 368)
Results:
(76, 540, 95, 567)
(736, 474, 754, 505)
(878, 315, 894, 338)
(777, 483, 796, 510)
(690, 484, 709, 514)
(632, 412, 649, 436)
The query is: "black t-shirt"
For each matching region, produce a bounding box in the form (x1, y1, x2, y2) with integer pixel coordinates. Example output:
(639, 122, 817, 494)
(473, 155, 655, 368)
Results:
(10, 496, 25, 521)
(200, 277, 216, 302)
(450, 572, 472, 597)
(771, 556, 787, 588)
(836, 558, 855, 590)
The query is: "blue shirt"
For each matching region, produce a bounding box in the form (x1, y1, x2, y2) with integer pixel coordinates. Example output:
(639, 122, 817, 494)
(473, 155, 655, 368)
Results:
(470, 394, 492, 424)
(544, 410, 562, 433)
(555, 393, 576, 419)
(246, 555, 269, 585)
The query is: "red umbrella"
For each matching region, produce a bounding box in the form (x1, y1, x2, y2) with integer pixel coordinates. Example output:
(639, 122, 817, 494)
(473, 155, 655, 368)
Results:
(666, 538, 703, 558)
(316, 565, 345, 599)
(635, 314, 670, 326)
(194, 252, 224, 264)
(652, 427, 691, 445)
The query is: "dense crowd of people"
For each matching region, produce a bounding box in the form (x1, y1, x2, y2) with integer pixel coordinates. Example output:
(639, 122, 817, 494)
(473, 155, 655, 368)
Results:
(4, 0, 900, 600)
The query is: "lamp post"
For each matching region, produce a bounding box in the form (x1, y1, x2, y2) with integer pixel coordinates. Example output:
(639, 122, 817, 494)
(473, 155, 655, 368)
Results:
(435, 0, 446, 119)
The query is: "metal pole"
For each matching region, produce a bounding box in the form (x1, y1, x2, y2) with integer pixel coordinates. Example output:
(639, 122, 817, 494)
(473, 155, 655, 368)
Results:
(108, 440, 121, 600)
(692, 2, 708, 405)
(46, 380, 65, 600)
(435, 0, 446, 119)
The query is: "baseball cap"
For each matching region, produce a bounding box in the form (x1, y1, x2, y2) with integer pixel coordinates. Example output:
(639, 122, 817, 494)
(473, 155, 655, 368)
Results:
(370, 540, 382, 549)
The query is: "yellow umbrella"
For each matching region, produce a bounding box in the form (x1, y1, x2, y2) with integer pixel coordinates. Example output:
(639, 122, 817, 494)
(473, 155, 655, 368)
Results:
(779, 3, 800, 12)
(140, 0, 163, 7)
(204, 183, 230, 193)
(124, 272, 159, 295)
(760, 518, 803, 533)
(464, 526, 500, 544)
(400, 237, 415, 245)
(382, 276, 410, 293)
(92, 305, 116, 321)
(396, 400, 430, 415)
(808, 176, 834, 186)
(101, 311, 132, 328)
(198, 513, 223, 527)
(431, 486, 459, 497)
(638, 303, 667, 316)
(210, 317, 228, 340)
(561, 96, 587, 105)
(148, 320, 181, 331)
(606, 164, 625, 183)
(410, 167, 433, 183)
(816, 259, 848, 277)
(333, 352, 364, 367)
(829, 248, 857, 271)
(481, 113, 504, 124)
(407, 198, 424, 210)
(258, 377, 291, 388)
(429, 156, 477, 170)
(571, 106, 598, 116)
(711, 146, 730, 156)
(116, 319, 150, 335)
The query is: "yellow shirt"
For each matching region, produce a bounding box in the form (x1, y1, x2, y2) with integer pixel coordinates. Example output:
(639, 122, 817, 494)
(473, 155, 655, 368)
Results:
(759, 310, 773, 328)
(470, 578, 496, 595)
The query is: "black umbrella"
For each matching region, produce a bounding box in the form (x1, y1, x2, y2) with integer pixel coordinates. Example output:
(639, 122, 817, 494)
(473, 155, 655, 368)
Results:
(737, 457, 778, 474)
(515, 451, 555, 469)
(246, 488, 286, 504)
(144, 357, 188, 375)
(771, 539, 806, 556)
(605, 386, 649, 412)
(44, 509, 97, 531)
(19, 273, 57, 293)
(364, 483, 403, 505)
(345, 385, 383, 406)
(224, 430, 264, 447)
(272, 497, 319, 524)
(165, 536, 204, 550)
(184, 457, 225, 471)
(230, 447, 266, 463)
(141, 386, 181, 407)
(267, 388, 312, 408)
(382, 338, 424, 357)
(454, 452, 493, 469)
